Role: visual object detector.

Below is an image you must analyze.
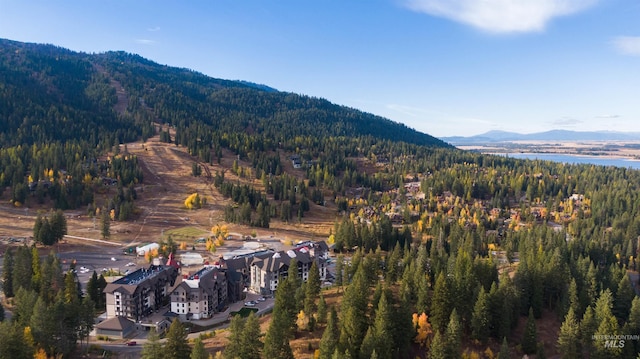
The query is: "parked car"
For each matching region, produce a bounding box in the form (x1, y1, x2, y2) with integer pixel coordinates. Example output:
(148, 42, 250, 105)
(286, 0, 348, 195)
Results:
(256, 296, 266, 302)
(244, 301, 256, 306)
(126, 341, 137, 346)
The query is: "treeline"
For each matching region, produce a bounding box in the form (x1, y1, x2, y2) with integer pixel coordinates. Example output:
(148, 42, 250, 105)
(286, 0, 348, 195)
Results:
(0, 246, 95, 358)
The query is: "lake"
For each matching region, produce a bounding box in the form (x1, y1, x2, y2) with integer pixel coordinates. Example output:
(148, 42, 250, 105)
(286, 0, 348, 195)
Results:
(500, 153, 640, 170)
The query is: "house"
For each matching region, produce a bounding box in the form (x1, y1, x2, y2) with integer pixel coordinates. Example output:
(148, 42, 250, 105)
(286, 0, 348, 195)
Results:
(249, 241, 328, 295)
(94, 316, 136, 339)
(103, 264, 178, 322)
(169, 266, 228, 320)
(291, 155, 302, 169)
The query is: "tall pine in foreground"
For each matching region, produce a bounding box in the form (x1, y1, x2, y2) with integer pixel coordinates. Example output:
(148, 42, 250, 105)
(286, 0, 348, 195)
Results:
(165, 319, 191, 359)
(141, 328, 163, 359)
(190, 337, 207, 359)
(240, 312, 262, 359)
(263, 274, 296, 359)
(224, 315, 245, 359)
(319, 307, 339, 359)
(338, 262, 369, 357)
(557, 307, 580, 359)
(521, 307, 538, 355)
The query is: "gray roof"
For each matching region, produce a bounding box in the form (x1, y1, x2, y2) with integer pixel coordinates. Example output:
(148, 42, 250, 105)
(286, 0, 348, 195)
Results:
(95, 316, 135, 331)
(104, 265, 177, 295)
(252, 252, 290, 272)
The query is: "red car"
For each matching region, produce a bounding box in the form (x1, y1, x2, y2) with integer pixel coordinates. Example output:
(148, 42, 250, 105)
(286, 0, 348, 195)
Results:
(126, 341, 137, 346)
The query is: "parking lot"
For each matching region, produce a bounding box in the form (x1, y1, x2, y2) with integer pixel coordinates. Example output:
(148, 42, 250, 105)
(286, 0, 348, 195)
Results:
(57, 250, 144, 289)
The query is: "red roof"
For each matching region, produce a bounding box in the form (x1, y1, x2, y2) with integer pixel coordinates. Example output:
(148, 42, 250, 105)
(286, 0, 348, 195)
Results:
(166, 252, 180, 268)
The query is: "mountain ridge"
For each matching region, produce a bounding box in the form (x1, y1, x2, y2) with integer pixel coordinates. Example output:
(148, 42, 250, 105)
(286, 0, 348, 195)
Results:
(0, 37, 449, 149)
(442, 129, 640, 144)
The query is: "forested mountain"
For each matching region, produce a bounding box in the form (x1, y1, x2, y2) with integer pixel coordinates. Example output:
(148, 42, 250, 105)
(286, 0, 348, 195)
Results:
(0, 38, 447, 149)
(0, 38, 448, 211)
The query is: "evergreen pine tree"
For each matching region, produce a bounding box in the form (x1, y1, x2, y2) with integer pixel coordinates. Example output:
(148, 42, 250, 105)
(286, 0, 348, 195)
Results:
(431, 272, 452, 333)
(557, 307, 580, 359)
(521, 307, 538, 354)
(2, 249, 14, 298)
(190, 337, 207, 359)
(100, 209, 110, 239)
(359, 326, 376, 359)
(317, 294, 327, 324)
(31, 247, 42, 293)
(224, 315, 244, 359)
(263, 275, 296, 359)
(338, 265, 369, 357)
(240, 312, 262, 359)
(592, 290, 621, 359)
(536, 342, 546, 359)
(319, 307, 339, 359)
(428, 331, 446, 359)
(614, 274, 634, 321)
(165, 319, 191, 359)
(580, 306, 597, 355)
(141, 329, 164, 359)
(471, 287, 490, 343)
(498, 337, 510, 359)
(371, 292, 393, 358)
(86, 271, 99, 307)
(622, 297, 640, 356)
(445, 309, 461, 358)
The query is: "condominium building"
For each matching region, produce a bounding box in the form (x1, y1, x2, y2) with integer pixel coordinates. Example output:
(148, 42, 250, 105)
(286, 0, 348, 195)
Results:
(103, 264, 178, 321)
(169, 266, 227, 320)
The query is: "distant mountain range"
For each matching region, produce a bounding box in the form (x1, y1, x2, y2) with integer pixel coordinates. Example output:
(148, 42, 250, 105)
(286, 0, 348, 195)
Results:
(442, 130, 640, 145)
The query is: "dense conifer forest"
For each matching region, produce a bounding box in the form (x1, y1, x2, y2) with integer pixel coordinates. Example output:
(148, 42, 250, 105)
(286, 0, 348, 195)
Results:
(1, 38, 640, 358)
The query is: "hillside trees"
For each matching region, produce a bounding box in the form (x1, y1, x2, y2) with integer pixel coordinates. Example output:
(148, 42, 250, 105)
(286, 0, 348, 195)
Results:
(0, 246, 91, 357)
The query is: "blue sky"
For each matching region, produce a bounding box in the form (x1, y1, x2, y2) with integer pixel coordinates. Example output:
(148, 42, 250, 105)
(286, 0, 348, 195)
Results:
(1, 0, 639, 137)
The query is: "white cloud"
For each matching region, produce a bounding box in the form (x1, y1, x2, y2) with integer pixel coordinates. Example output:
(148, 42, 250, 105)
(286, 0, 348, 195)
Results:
(550, 117, 583, 127)
(612, 36, 640, 56)
(595, 114, 620, 119)
(135, 39, 157, 45)
(147, 26, 161, 32)
(404, 0, 597, 33)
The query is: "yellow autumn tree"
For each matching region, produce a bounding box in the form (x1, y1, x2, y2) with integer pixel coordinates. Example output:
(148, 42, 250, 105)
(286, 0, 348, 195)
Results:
(296, 310, 309, 331)
(214, 235, 225, 247)
(144, 248, 160, 263)
(184, 192, 202, 209)
(211, 224, 228, 238)
(23, 326, 35, 348)
(33, 348, 48, 359)
(179, 241, 187, 250)
(205, 239, 216, 253)
(413, 312, 433, 347)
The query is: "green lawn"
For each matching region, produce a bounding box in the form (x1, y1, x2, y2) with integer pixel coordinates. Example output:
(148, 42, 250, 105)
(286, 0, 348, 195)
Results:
(163, 226, 210, 241)
(230, 307, 258, 318)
